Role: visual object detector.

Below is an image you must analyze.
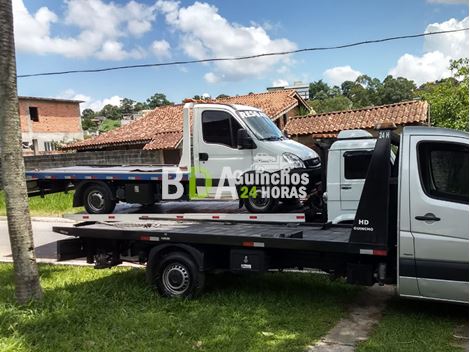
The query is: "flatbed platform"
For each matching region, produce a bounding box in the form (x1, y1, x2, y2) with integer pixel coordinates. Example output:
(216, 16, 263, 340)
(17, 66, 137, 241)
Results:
(53, 220, 384, 256)
(26, 165, 188, 181)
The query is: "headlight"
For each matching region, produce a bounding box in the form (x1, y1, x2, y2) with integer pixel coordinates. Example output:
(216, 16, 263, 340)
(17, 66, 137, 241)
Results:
(282, 152, 305, 169)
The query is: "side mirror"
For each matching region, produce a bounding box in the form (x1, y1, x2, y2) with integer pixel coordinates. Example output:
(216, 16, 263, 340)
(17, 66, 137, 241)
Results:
(237, 128, 256, 149)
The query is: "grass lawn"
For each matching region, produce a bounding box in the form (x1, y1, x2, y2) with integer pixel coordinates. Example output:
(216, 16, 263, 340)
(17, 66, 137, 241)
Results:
(358, 297, 468, 352)
(0, 191, 81, 216)
(0, 264, 360, 352)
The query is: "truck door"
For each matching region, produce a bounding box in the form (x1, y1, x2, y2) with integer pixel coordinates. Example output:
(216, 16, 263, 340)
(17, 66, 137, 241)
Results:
(409, 135, 468, 302)
(196, 109, 254, 197)
(340, 150, 372, 210)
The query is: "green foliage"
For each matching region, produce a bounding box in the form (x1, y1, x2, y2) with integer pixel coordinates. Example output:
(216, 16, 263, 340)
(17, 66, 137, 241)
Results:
(417, 58, 469, 131)
(309, 80, 331, 100)
(378, 75, 416, 104)
(100, 104, 121, 120)
(81, 108, 95, 119)
(80, 93, 173, 131)
(358, 297, 467, 352)
(98, 118, 121, 133)
(216, 94, 230, 99)
(0, 264, 360, 352)
(0, 191, 81, 216)
(120, 98, 136, 114)
(80, 109, 97, 132)
(308, 95, 353, 113)
(146, 93, 172, 109)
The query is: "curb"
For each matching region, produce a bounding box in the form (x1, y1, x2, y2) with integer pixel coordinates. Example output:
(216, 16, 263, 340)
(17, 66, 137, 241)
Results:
(0, 257, 144, 268)
(0, 216, 74, 223)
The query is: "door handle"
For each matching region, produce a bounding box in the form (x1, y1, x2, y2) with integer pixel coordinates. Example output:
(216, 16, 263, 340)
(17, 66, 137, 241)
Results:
(199, 153, 209, 162)
(341, 185, 352, 190)
(415, 213, 441, 222)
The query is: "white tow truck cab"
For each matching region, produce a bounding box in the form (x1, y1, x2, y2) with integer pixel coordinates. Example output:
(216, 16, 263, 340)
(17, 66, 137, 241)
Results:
(180, 101, 322, 211)
(325, 129, 395, 224)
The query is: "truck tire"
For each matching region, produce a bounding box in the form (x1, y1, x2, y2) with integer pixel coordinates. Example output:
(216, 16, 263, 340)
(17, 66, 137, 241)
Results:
(83, 183, 116, 214)
(244, 195, 278, 213)
(150, 251, 205, 298)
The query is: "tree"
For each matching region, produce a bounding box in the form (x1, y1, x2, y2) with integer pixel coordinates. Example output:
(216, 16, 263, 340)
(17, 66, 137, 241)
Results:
(0, 0, 43, 303)
(418, 58, 469, 131)
(146, 93, 172, 109)
(309, 80, 331, 100)
(99, 104, 121, 120)
(120, 98, 136, 114)
(378, 75, 416, 105)
(81, 108, 96, 131)
(308, 95, 353, 113)
(134, 101, 148, 111)
(216, 94, 230, 99)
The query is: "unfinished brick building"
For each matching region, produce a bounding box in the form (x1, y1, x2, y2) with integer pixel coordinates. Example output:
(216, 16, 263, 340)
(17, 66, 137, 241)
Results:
(19, 96, 83, 152)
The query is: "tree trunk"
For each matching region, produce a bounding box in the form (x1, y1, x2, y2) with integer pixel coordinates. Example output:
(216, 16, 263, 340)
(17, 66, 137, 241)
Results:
(0, 0, 43, 303)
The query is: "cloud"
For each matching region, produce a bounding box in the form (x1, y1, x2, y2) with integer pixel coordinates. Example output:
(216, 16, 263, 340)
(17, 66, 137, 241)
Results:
(13, 0, 158, 60)
(323, 65, 362, 85)
(151, 40, 171, 59)
(389, 51, 451, 84)
(389, 17, 468, 85)
(96, 41, 146, 61)
(57, 89, 123, 112)
(156, 0, 297, 83)
(427, 0, 468, 4)
(424, 17, 469, 58)
(272, 79, 289, 87)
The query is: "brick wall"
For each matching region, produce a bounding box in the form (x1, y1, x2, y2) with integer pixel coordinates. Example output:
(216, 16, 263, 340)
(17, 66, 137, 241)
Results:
(19, 98, 82, 133)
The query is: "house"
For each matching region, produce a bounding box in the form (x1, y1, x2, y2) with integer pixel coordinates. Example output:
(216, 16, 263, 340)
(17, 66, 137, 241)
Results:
(121, 110, 153, 126)
(65, 90, 309, 163)
(267, 81, 310, 100)
(19, 96, 84, 152)
(284, 100, 429, 148)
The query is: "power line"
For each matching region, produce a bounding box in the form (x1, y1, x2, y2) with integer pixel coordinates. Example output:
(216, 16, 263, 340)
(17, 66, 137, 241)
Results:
(18, 28, 469, 78)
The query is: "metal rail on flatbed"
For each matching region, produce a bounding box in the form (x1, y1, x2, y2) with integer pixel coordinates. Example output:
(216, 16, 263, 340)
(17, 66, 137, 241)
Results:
(64, 212, 306, 223)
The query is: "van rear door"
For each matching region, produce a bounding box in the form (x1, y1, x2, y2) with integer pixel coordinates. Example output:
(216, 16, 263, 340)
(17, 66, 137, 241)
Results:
(407, 134, 468, 302)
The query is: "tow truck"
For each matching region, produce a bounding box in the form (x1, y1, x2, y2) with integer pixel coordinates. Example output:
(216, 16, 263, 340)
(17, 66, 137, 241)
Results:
(26, 100, 321, 214)
(53, 125, 469, 303)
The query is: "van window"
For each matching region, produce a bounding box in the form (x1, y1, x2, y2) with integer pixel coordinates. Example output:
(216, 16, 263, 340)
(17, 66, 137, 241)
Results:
(202, 110, 242, 148)
(343, 151, 372, 179)
(418, 142, 468, 204)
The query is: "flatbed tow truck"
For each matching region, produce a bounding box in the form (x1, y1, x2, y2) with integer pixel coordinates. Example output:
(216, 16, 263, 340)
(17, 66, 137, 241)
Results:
(53, 125, 469, 303)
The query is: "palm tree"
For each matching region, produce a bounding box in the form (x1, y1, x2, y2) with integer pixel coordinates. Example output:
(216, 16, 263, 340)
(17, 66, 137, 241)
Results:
(0, 0, 42, 303)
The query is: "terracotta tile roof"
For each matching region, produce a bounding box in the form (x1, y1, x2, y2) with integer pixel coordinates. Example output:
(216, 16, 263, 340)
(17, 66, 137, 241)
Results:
(66, 90, 308, 151)
(285, 100, 428, 137)
(143, 131, 184, 150)
(219, 89, 308, 121)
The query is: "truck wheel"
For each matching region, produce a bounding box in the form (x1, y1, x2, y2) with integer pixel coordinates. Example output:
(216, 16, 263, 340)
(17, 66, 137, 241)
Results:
(83, 184, 116, 214)
(151, 252, 205, 299)
(244, 194, 278, 213)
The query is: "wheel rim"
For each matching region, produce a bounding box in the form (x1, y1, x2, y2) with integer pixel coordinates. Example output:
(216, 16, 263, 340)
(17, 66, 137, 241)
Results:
(249, 190, 270, 209)
(162, 263, 190, 295)
(87, 190, 105, 212)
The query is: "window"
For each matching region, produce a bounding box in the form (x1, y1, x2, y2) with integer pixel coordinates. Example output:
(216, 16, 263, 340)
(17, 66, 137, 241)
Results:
(202, 110, 242, 148)
(29, 107, 39, 122)
(344, 151, 372, 179)
(418, 142, 468, 204)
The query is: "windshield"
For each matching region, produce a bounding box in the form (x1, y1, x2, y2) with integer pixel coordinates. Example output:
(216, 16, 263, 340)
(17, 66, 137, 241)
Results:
(238, 110, 284, 141)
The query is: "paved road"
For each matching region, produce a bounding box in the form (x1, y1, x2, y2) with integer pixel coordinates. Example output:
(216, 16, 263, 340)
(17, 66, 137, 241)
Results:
(0, 219, 73, 260)
(0, 200, 304, 261)
(0, 201, 243, 260)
